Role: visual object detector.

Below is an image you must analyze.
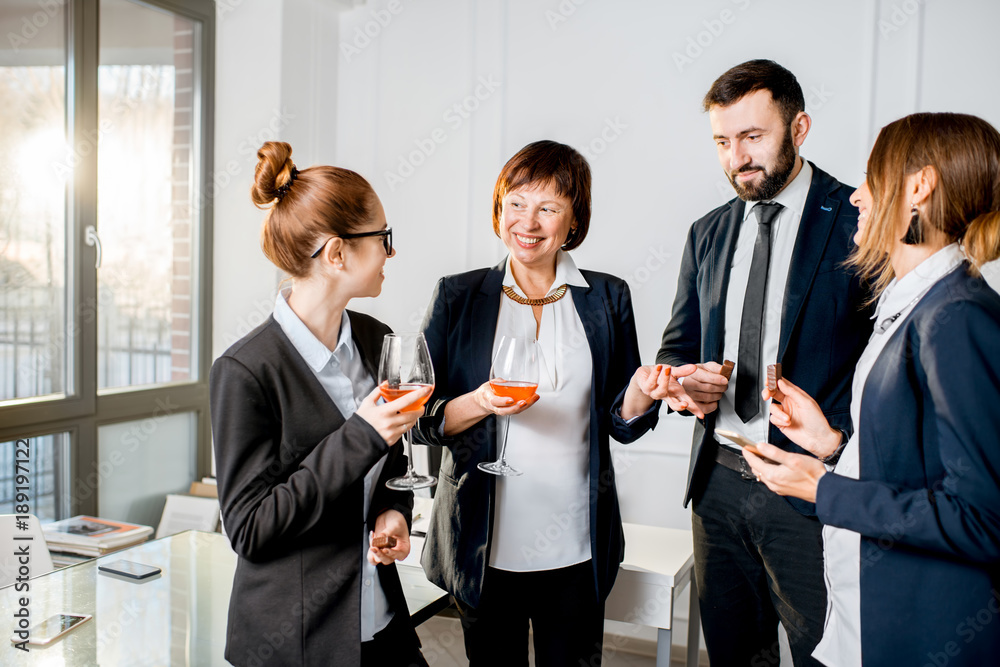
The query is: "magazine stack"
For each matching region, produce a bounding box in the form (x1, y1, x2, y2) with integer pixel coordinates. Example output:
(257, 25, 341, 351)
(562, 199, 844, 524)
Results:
(43, 516, 154, 565)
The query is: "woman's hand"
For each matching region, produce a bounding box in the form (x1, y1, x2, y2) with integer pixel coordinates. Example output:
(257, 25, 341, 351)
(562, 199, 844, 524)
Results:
(764, 377, 842, 459)
(354, 385, 431, 446)
(471, 380, 540, 417)
(743, 441, 828, 503)
(367, 509, 411, 566)
(623, 364, 701, 418)
(441, 381, 541, 437)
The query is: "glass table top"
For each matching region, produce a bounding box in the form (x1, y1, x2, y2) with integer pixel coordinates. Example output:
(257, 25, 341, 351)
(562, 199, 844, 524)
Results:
(1, 530, 448, 666)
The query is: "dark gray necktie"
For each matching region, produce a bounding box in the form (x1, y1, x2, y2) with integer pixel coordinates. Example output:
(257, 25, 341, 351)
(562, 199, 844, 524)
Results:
(735, 201, 783, 423)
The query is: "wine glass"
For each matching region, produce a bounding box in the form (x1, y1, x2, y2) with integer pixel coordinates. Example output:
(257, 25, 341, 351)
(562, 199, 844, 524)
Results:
(478, 336, 539, 477)
(379, 333, 437, 490)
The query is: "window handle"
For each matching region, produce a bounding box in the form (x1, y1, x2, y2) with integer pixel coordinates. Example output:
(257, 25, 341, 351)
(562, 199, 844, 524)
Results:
(85, 225, 102, 268)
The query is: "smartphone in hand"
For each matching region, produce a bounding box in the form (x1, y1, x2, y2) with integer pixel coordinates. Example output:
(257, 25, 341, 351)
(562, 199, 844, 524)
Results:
(716, 429, 777, 464)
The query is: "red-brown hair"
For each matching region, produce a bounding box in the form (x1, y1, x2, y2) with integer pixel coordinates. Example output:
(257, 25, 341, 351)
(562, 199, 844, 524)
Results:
(251, 141, 377, 277)
(852, 113, 1000, 296)
(491, 140, 591, 251)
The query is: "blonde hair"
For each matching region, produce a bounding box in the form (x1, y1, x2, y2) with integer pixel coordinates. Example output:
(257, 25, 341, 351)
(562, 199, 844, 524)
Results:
(851, 112, 1000, 297)
(251, 141, 377, 277)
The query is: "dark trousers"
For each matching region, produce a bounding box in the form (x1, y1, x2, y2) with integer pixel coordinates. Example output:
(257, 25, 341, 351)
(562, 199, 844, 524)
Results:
(692, 459, 827, 667)
(361, 611, 429, 667)
(458, 560, 606, 667)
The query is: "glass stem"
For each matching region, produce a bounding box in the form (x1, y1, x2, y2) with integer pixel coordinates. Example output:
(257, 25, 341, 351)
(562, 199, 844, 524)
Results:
(402, 428, 416, 478)
(496, 415, 510, 465)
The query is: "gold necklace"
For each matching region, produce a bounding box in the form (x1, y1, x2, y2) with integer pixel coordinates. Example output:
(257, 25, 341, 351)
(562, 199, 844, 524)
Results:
(502, 284, 569, 306)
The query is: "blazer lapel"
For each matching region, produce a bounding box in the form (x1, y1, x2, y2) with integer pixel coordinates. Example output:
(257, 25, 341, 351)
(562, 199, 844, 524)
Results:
(269, 319, 348, 438)
(570, 281, 609, 402)
(349, 311, 383, 382)
(471, 260, 505, 384)
(706, 198, 746, 360)
(778, 167, 841, 359)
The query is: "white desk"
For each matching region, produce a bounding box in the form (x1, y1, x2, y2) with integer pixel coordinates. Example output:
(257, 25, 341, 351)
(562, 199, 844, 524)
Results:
(607, 523, 700, 667)
(407, 498, 701, 667)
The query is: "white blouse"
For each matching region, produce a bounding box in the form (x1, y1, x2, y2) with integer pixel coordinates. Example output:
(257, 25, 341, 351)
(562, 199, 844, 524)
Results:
(488, 251, 594, 572)
(813, 244, 965, 666)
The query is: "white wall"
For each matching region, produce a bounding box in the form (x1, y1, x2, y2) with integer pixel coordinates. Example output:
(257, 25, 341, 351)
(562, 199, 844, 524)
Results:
(213, 0, 352, 357)
(214, 0, 1000, 656)
(329, 0, 1000, 532)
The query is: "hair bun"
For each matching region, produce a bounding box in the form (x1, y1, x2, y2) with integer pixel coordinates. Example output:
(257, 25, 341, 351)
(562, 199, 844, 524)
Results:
(252, 141, 297, 208)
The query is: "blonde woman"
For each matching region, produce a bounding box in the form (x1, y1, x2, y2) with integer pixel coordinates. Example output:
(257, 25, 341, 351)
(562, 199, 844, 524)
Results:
(744, 113, 1000, 666)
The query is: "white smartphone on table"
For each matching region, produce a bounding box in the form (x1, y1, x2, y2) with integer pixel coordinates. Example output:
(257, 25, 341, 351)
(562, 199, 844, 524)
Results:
(12, 613, 92, 646)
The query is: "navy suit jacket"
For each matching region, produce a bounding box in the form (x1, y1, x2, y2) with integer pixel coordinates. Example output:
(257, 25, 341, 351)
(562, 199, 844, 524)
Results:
(210, 312, 417, 666)
(656, 162, 874, 512)
(817, 265, 1000, 665)
(413, 261, 658, 608)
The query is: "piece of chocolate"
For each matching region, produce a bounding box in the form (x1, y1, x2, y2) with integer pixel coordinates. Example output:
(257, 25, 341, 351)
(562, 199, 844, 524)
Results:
(720, 359, 735, 381)
(372, 535, 396, 550)
(766, 363, 782, 392)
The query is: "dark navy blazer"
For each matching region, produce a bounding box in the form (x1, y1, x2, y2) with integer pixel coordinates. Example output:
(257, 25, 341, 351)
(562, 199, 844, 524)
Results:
(413, 261, 658, 608)
(656, 162, 874, 512)
(817, 265, 1000, 665)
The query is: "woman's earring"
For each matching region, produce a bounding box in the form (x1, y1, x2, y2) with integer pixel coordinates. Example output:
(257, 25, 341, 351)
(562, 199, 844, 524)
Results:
(902, 204, 923, 245)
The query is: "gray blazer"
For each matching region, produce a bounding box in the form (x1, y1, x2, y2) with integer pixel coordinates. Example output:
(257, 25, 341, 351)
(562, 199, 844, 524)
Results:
(210, 311, 417, 666)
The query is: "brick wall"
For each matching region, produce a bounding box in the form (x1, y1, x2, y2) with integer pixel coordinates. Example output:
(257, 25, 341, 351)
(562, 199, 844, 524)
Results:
(170, 18, 194, 382)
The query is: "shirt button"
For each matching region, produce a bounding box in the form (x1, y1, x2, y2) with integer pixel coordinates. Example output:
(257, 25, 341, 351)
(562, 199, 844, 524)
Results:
(364, 579, 371, 587)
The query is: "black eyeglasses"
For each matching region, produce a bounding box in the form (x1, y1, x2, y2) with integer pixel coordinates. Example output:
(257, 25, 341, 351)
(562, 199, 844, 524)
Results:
(311, 227, 393, 258)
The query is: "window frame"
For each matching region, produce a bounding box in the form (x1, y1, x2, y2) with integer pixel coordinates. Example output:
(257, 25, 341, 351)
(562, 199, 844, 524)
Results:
(0, 0, 215, 517)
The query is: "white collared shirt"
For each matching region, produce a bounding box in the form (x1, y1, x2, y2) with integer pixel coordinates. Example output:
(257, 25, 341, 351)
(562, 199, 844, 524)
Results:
(813, 244, 965, 666)
(273, 290, 392, 641)
(489, 250, 594, 571)
(716, 160, 813, 447)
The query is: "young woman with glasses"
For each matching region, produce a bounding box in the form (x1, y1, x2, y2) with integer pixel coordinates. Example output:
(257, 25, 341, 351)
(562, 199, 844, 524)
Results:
(210, 141, 430, 667)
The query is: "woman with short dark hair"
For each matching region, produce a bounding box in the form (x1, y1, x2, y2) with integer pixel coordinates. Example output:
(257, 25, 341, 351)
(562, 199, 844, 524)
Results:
(414, 140, 690, 666)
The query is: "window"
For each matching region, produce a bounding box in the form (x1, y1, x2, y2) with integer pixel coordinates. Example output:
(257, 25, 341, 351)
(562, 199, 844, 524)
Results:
(0, 0, 214, 523)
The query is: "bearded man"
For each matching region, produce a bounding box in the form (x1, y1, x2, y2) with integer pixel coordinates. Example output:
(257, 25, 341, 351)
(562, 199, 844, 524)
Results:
(634, 60, 874, 666)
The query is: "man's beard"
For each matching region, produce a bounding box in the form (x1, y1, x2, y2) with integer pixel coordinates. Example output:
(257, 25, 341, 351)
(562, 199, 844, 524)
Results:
(728, 128, 797, 201)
